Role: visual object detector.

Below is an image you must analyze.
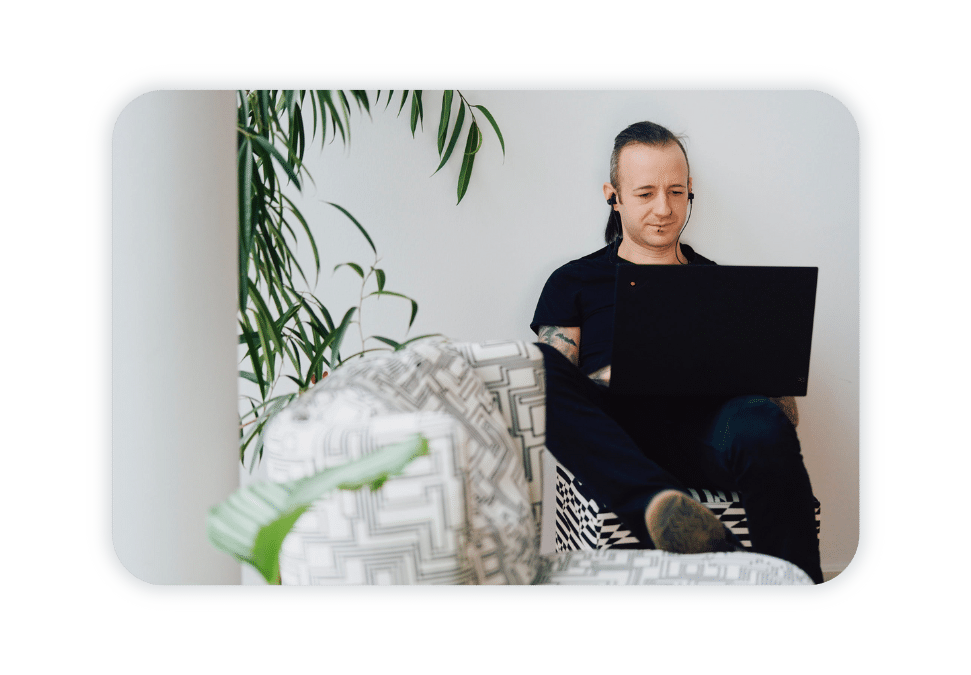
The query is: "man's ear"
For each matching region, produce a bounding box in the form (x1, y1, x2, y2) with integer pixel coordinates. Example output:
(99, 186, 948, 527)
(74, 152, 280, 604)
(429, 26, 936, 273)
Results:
(603, 182, 618, 208)
(688, 176, 693, 196)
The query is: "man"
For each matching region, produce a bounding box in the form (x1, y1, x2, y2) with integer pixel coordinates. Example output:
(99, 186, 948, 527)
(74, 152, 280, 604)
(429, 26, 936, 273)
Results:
(531, 121, 823, 583)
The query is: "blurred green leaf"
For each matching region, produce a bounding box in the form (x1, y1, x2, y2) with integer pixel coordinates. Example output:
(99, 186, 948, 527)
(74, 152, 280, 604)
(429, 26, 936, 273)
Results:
(375, 268, 386, 292)
(325, 202, 376, 254)
(368, 290, 419, 329)
(249, 133, 302, 189)
(208, 434, 429, 584)
(370, 335, 401, 349)
(319, 91, 345, 145)
(334, 262, 365, 278)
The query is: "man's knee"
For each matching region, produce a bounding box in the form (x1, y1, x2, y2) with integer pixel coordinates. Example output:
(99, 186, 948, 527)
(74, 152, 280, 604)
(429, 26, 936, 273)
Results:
(724, 397, 802, 467)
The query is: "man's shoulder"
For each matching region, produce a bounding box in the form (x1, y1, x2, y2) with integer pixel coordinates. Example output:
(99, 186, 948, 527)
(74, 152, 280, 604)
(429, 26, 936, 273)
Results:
(553, 244, 613, 271)
(682, 243, 717, 265)
(544, 245, 614, 282)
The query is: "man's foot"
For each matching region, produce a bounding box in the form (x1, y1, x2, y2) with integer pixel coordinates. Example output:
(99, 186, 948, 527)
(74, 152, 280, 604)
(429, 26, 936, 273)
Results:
(645, 490, 741, 554)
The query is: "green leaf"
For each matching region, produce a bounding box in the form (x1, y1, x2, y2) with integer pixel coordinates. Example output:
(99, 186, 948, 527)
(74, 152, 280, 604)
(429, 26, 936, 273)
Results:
(247, 280, 287, 360)
(350, 90, 371, 118)
(437, 90, 453, 156)
(283, 90, 295, 121)
(397, 90, 409, 116)
(457, 121, 480, 203)
(337, 91, 353, 146)
(375, 268, 386, 292)
(319, 91, 345, 145)
(368, 290, 419, 330)
(370, 335, 401, 349)
(249, 133, 302, 189)
(237, 137, 254, 311)
(298, 295, 331, 335)
(208, 434, 430, 584)
(334, 262, 365, 278)
(239, 370, 259, 384)
(432, 102, 465, 176)
(398, 334, 443, 348)
(325, 202, 376, 254)
(472, 104, 505, 158)
(410, 92, 419, 137)
(327, 306, 357, 364)
(280, 193, 320, 285)
(239, 317, 268, 399)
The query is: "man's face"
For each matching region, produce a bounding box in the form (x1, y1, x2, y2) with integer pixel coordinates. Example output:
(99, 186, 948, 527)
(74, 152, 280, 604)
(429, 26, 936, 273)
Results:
(608, 142, 692, 253)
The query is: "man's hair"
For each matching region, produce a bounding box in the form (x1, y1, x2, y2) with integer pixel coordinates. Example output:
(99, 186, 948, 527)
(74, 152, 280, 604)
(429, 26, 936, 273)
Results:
(604, 121, 690, 244)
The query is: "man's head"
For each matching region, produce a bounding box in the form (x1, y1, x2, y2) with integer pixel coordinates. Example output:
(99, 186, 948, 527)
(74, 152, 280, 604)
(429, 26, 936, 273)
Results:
(603, 121, 691, 245)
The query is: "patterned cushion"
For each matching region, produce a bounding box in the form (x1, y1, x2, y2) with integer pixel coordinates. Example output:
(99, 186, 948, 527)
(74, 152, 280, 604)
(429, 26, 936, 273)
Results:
(263, 337, 538, 585)
(553, 464, 822, 552)
(267, 412, 484, 584)
(535, 549, 813, 585)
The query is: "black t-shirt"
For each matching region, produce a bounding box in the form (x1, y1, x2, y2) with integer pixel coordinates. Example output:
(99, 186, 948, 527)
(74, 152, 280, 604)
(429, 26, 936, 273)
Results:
(530, 241, 716, 375)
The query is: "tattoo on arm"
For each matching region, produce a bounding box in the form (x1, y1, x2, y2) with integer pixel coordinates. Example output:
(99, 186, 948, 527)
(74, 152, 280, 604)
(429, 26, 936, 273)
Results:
(537, 325, 580, 367)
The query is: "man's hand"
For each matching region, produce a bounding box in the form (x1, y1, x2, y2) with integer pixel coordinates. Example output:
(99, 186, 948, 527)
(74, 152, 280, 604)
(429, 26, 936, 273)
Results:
(768, 396, 799, 427)
(537, 325, 580, 367)
(588, 365, 611, 387)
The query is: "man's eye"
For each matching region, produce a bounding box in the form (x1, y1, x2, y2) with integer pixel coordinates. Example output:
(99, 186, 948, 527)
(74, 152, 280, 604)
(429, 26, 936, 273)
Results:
(638, 193, 652, 198)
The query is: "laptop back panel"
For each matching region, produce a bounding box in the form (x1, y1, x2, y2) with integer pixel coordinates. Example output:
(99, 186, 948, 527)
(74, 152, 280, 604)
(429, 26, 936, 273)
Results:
(609, 265, 817, 397)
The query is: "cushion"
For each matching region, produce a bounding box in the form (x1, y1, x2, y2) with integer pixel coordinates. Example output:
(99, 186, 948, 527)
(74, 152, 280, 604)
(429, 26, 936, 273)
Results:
(263, 337, 538, 584)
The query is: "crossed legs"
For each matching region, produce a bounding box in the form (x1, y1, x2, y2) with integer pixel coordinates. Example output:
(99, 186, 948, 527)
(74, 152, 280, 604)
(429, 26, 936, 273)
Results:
(538, 342, 823, 583)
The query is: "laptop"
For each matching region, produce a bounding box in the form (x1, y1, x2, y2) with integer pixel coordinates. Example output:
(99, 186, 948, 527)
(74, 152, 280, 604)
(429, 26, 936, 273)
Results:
(609, 265, 818, 397)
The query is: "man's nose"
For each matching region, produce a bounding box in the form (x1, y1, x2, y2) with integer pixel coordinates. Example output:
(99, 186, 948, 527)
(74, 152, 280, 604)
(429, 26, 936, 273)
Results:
(656, 194, 672, 216)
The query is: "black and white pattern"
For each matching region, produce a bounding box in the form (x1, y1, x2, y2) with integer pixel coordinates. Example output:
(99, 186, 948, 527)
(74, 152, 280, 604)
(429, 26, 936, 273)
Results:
(535, 549, 813, 585)
(456, 341, 548, 534)
(552, 464, 822, 551)
(264, 338, 538, 585)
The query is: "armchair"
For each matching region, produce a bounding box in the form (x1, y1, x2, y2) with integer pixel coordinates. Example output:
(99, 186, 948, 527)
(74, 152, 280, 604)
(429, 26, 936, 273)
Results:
(262, 337, 814, 585)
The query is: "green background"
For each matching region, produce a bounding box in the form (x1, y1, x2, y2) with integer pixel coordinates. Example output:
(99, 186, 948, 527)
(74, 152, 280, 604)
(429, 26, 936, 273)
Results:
(7, 0, 969, 673)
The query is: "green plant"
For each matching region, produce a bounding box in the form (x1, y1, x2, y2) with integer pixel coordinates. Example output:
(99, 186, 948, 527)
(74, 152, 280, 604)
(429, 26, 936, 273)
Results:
(208, 433, 429, 584)
(235, 90, 504, 467)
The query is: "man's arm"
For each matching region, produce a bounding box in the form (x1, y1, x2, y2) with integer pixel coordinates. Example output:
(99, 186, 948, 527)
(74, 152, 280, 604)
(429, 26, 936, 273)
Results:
(537, 325, 612, 387)
(537, 325, 580, 367)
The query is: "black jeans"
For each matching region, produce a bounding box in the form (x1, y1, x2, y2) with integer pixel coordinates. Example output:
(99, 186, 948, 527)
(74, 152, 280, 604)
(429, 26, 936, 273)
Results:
(538, 342, 824, 584)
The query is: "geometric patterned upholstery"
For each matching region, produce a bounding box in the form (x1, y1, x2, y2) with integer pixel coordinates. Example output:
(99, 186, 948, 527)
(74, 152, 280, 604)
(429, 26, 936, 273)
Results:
(535, 548, 814, 585)
(270, 412, 477, 584)
(264, 337, 538, 584)
(552, 467, 823, 552)
(262, 337, 814, 585)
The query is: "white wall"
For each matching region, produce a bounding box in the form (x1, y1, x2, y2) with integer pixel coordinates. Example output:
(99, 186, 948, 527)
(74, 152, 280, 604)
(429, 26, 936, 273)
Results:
(113, 90, 241, 584)
(283, 90, 859, 576)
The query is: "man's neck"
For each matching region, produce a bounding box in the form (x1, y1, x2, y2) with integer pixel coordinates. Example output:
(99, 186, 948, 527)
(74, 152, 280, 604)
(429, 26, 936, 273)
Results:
(617, 239, 685, 265)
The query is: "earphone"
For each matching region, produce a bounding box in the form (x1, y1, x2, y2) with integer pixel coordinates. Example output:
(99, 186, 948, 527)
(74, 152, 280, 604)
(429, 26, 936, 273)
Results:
(605, 192, 693, 205)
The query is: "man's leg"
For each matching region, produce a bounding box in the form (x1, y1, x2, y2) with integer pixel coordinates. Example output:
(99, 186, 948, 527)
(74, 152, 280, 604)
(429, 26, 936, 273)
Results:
(672, 396, 824, 584)
(538, 343, 738, 551)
